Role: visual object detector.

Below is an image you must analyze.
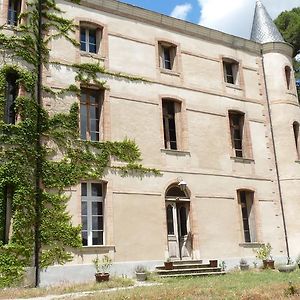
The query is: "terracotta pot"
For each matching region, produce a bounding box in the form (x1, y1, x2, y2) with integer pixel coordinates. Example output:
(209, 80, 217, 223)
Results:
(164, 261, 173, 270)
(209, 260, 218, 268)
(95, 273, 109, 282)
(136, 272, 147, 281)
(263, 260, 275, 269)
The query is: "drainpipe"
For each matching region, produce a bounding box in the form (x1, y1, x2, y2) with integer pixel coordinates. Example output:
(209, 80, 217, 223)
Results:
(260, 49, 290, 258)
(34, 0, 43, 287)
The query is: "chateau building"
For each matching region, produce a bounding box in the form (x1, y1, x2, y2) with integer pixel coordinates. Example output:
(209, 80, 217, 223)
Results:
(1, 0, 300, 285)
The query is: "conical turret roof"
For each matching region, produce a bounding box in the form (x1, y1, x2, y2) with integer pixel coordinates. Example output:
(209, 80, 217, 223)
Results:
(250, 0, 284, 43)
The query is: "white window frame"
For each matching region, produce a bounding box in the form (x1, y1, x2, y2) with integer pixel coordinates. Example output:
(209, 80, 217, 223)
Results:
(80, 27, 97, 54)
(81, 182, 104, 246)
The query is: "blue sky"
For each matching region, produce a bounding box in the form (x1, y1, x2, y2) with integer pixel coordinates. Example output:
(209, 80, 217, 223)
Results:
(119, 0, 300, 39)
(120, 0, 202, 24)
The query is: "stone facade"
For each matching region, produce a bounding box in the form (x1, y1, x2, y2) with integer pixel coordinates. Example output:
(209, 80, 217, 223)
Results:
(1, 0, 300, 285)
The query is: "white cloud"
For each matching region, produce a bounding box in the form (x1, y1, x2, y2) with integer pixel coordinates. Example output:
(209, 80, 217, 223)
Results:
(170, 3, 193, 20)
(198, 0, 300, 39)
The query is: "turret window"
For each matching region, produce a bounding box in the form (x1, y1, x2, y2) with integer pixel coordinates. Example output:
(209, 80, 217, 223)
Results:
(4, 73, 18, 124)
(293, 121, 300, 159)
(285, 66, 291, 90)
(223, 59, 239, 85)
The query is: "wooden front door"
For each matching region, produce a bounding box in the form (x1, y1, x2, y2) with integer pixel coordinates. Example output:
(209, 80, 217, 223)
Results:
(166, 201, 192, 259)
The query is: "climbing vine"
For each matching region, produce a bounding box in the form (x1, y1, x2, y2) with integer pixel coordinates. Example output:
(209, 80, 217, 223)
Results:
(0, 0, 157, 287)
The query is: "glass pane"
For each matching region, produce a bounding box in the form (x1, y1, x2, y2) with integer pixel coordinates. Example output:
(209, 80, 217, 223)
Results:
(90, 118, 99, 132)
(80, 104, 87, 140)
(82, 231, 87, 246)
(81, 201, 87, 215)
(81, 216, 87, 230)
(89, 29, 96, 44)
(179, 206, 188, 236)
(80, 29, 86, 51)
(166, 205, 174, 235)
(89, 93, 97, 104)
(81, 183, 87, 196)
(90, 132, 99, 141)
(91, 183, 102, 196)
(89, 44, 97, 54)
(92, 231, 103, 245)
(92, 216, 103, 230)
(92, 202, 102, 215)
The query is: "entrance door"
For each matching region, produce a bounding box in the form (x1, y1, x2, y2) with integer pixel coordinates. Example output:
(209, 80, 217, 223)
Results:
(166, 201, 192, 259)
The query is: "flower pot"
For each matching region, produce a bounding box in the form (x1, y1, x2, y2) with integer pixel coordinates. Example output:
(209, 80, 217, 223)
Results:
(164, 261, 173, 270)
(240, 264, 249, 271)
(136, 272, 147, 281)
(209, 260, 218, 268)
(95, 273, 109, 282)
(263, 260, 275, 269)
(278, 264, 297, 273)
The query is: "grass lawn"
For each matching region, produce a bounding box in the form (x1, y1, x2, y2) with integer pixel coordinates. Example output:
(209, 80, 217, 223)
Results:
(0, 277, 134, 299)
(78, 269, 300, 300)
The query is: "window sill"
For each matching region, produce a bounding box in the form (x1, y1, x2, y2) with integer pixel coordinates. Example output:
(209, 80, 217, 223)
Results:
(80, 51, 105, 60)
(225, 83, 243, 90)
(239, 242, 263, 248)
(159, 68, 180, 77)
(76, 245, 115, 254)
(161, 149, 191, 156)
(230, 156, 254, 164)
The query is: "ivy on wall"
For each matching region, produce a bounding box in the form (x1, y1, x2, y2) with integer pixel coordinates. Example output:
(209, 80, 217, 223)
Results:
(0, 0, 158, 287)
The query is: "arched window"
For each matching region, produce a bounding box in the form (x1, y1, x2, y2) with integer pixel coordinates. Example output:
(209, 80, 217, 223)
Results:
(166, 204, 174, 235)
(229, 111, 245, 157)
(166, 185, 187, 198)
(5, 73, 18, 124)
(237, 190, 256, 243)
(80, 22, 103, 55)
(285, 66, 291, 90)
(7, 0, 21, 26)
(293, 121, 299, 158)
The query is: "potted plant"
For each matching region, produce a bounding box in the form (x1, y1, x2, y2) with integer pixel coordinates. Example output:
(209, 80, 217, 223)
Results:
(255, 243, 274, 269)
(135, 265, 147, 281)
(239, 258, 249, 271)
(278, 257, 297, 273)
(93, 255, 112, 282)
(164, 258, 173, 270)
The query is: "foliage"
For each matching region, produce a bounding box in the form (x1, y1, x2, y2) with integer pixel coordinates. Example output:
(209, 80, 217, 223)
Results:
(0, 0, 158, 288)
(93, 255, 112, 274)
(274, 7, 300, 58)
(135, 265, 146, 273)
(285, 281, 298, 296)
(255, 243, 272, 261)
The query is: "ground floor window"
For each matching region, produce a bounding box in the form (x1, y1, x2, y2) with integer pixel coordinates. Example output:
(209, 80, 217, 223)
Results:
(81, 182, 104, 246)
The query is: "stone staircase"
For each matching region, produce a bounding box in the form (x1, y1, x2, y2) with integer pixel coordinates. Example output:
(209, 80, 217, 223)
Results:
(156, 260, 226, 278)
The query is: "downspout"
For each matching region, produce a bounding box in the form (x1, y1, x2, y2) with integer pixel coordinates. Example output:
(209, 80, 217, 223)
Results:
(260, 49, 290, 258)
(34, 0, 43, 287)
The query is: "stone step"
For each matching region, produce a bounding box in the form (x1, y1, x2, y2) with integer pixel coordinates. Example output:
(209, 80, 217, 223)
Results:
(159, 271, 226, 278)
(156, 267, 222, 276)
(172, 260, 203, 265)
(156, 263, 211, 270)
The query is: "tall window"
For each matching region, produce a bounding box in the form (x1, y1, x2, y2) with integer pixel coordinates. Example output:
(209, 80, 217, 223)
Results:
(5, 73, 18, 124)
(80, 27, 98, 54)
(7, 0, 21, 26)
(285, 66, 291, 90)
(223, 59, 239, 85)
(162, 99, 180, 150)
(80, 89, 103, 141)
(293, 121, 300, 158)
(238, 190, 256, 243)
(81, 182, 104, 246)
(1, 186, 13, 245)
(229, 111, 244, 157)
(159, 42, 177, 71)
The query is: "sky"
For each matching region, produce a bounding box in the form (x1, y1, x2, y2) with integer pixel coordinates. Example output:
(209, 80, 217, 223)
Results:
(120, 0, 300, 39)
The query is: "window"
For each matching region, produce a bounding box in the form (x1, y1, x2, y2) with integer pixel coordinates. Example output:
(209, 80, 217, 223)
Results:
(159, 42, 177, 71)
(293, 121, 300, 158)
(223, 59, 239, 84)
(4, 73, 18, 124)
(285, 66, 291, 90)
(81, 182, 104, 246)
(80, 25, 103, 54)
(80, 88, 103, 141)
(229, 111, 244, 157)
(162, 99, 181, 150)
(238, 190, 256, 243)
(7, 0, 21, 26)
(1, 186, 13, 245)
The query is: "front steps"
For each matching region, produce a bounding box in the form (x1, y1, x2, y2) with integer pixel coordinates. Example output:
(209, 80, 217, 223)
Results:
(156, 260, 226, 278)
